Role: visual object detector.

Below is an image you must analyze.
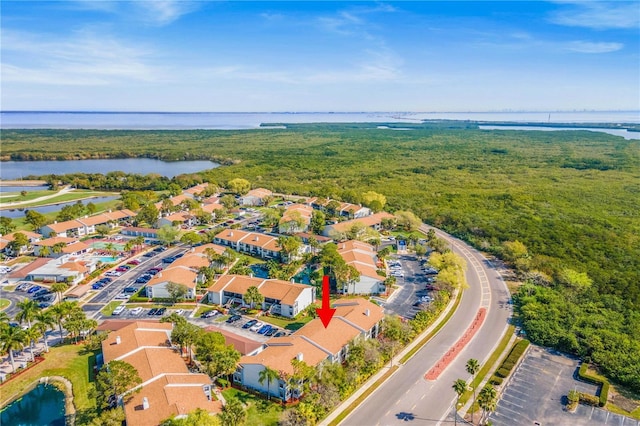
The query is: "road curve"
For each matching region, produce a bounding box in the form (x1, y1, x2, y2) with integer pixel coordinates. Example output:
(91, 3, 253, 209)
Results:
(341, 225, 512, 426)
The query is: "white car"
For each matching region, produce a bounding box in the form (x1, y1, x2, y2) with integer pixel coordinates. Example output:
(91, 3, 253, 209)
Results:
(130, 307, 143, 315)
(174, 309, 184, 315)
(249, 321, 264, 332)
(112, 305, 126, 315)
(114, 293, 131, 300)
(105, 271, 123, 277)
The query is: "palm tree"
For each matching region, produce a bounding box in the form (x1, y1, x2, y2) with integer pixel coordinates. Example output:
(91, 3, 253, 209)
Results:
(50, 301, 75, 340)
(50, 282, 69, 302)
(243, 286, 264, 310)
(104, 242, 117, 257)
(452, 379, 467, 426)
(466, 358, 481, 424)
(0, 325, 27, 373)
(258, 366, 280, 401)
(0, 311, 10, 326)
(478, 385, 498, 425)
(24, 326, 40, 361)
(33, 311, 54, 353)
(15, 299, 40, 329)
(38, 245, 51, 257)
(52, 242, 66, 256)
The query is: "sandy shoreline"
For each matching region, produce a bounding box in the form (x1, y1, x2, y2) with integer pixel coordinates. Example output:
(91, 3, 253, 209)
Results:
(0, 180, 47, 187)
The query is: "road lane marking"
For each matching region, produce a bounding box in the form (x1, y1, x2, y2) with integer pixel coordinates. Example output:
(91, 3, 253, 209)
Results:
(420, 394, 426, 400)
(411, 404, 416, 410)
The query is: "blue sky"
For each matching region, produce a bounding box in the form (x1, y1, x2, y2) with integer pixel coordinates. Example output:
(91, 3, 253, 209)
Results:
(1, 1, 638, 112)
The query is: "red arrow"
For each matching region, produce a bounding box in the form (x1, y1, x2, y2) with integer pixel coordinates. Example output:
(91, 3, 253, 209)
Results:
(316, 275, 336, 328)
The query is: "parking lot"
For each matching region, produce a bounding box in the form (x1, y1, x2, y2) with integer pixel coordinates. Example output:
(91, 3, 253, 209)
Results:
(490, 345, 640, 426)
(381, 254, 439, 319)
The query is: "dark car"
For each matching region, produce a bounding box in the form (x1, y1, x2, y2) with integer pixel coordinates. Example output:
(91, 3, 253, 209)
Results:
(155, 307, 167, 316)
(148, 308, 158, 315)
(123, 287, 138, 294)
(226, 315, 242, 323)
(242, 319, 258, 329)
(162, 256, 176, 264)
(32, 289, 50, 297)
(273, 331, 287, 338)
(127, 259, 141, 266)
(92, 282, 105, 290)
(101, 277, 113, 283)
(153, 246, 166, 253)
(27, 285, 43, 294)
(135, 276, 150, 284)
(257, 325, 272, 335)
(265, 327, 278, 337)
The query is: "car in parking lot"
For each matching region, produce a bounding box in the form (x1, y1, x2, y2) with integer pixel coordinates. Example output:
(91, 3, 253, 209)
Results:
(32, 289, 50, 297)
(27, 285, 43, 294)
(201, 310, 219, 319)
(123, 287, 139, 295)
(249, 321, 264, 332)
(155, 307, 166, 316)
(273, 330, 288, 338)
(35, 294, 55, 303)
(265, 327, 278, 337)
(242, 319, 258, 329)
(16, 282, 31, 291)
(257, 324, 272, 335)
(226, 314, 242, 323)
(114, 293, 131, 300)
(162, 256, 176, 264)
(116, 265, 131, 272)
(130, 307, 143, 315)
(174, 309, 183, 315)
(148, 308, 158, 315)
(135, 275, 151, 284)
(127, 259, 141, 265)
(105, 271, 123, 277)
(92, 282, 105, 290)
(423, 267, 438, 275)
(112, 305, 126, 315)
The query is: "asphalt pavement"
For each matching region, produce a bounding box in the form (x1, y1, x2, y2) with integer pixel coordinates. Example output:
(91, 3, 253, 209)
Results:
(340, 225, 512, 426)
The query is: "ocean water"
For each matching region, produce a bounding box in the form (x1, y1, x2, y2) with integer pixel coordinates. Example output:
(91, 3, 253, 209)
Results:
(1, 111, 638, 130)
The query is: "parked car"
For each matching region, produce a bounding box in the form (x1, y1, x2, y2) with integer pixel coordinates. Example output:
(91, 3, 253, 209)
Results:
(16, 282, 31, 291)
(273, 331, 288, 338)
(127, 259, 141, 265)
(112, 305, 126, 315)
(92, 282, 105, 290)
(32, 289, 50, 297)
(123, 287, 138, 294)
(114, 293, 131, 300)
(265, 327, 278, 337)
(155, 307, 166, 316)
(174, 309, 184, 315)
(105, 271, 123, 277)
(226, 315, 242, 323)
(162, 256, 176, 264)
(130, 307, 143, 315)
(27, 285, 43, 294)
(242, 319, 258, 329)
(249, 321, 264, 332)
(148, 308, 158, 315)
(257, 324, 272, 335)
(201, 310, 219, 319)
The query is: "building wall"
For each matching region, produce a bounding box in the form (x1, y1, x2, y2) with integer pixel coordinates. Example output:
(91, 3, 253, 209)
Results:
(344, 275, 383, 295)
(147, 281, 195, 299)
(235, 364, 288, 400)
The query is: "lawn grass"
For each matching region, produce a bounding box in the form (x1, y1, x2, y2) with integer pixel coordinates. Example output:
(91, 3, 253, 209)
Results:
(13, 190, 118, 209)
(0, 189, 55, 202)
(0, 299, 10, 310)
(461, 325, 515, 408)
(222, 388, 283, 426)
(260, 314, 315, 331)
(0, 344, 98, 411)
(100, 301, 123, 316)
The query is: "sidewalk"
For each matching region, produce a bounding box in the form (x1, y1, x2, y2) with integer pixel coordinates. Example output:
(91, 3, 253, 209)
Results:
(319, 288, 460, 426)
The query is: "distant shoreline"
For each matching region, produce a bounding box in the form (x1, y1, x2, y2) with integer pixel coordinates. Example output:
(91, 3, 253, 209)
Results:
(0, 180, 47, 187)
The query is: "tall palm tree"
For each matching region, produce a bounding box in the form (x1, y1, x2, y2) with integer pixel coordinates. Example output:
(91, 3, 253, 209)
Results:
(50, 301, 74, 340)
(452, 379, 467, 426)
(15, 299, 40, 329)
(0, 311, 11, 326)
(478, 385, 498, 425)
(0, 326, 27, 373)
(50, 282, 69, 302)
(33, 311, 54, 353)
(38, 245, 51, 257)
(24, 326, 40, 361)
(258, 366, 280, 401)
(466, 358, 481, 424)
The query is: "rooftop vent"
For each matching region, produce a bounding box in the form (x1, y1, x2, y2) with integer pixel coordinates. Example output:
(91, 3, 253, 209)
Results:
(116, 336, 121, 345)
(142, 397, 149, 410)
(296, 353, 303, 361)
(365, 309, 370, 316)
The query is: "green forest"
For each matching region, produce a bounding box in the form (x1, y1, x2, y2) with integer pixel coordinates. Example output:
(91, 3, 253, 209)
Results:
(2, 123, 639, 391)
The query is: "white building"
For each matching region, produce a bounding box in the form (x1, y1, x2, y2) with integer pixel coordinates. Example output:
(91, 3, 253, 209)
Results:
(337, 240, 385, 295)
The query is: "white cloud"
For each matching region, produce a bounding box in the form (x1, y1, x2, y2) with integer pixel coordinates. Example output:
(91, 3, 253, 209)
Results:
(565, 41, 624, 53)
(1, 29, 162, 86)
(136, 1, 201, 26)
(549, 1, 640, 30)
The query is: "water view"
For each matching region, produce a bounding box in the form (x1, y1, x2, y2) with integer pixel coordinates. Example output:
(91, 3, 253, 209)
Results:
(2, 111, 637, 130)
(478, 125, 640, 140)
(0, 158, 220, 180)
(0, 383, 66, 426)
(0, 196, 119, 219)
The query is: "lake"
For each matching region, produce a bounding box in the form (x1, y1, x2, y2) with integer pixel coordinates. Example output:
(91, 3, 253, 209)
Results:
(0, 195, 120, 219)
(479, 125, 640, 140)
(0, 158, 220, 180)
(0, 383, 66, 426)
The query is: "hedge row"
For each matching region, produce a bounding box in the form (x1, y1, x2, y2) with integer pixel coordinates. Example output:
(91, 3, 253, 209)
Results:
(578, 363, 609, 407)
(489, 339, 530, 385)
(578, 392, 600, 406)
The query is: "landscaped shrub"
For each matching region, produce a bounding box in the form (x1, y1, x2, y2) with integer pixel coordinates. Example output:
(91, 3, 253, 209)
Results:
(577, 362, 609, 407)
(495, 367, 511, 378)
(489, 376, 503, 386)
(578, 392, 599, 406)
(493, 339, 530, 379)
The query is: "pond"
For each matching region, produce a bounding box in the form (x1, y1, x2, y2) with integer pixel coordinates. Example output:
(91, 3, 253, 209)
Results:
(0, 383, 66, 426)
(478, 125, 640, 140)
(0, 195, 120, 219)
(0, 158, 220, 180)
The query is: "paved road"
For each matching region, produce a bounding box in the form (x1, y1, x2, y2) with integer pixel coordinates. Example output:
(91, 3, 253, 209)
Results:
(342, 225, 512, 426)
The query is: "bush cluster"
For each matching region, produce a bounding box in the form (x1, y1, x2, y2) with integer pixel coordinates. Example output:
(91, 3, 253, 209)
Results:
(577, 363, 609, 407)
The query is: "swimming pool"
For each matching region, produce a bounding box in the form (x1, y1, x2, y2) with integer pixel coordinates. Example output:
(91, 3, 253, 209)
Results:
(93, 256, 119, 263)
